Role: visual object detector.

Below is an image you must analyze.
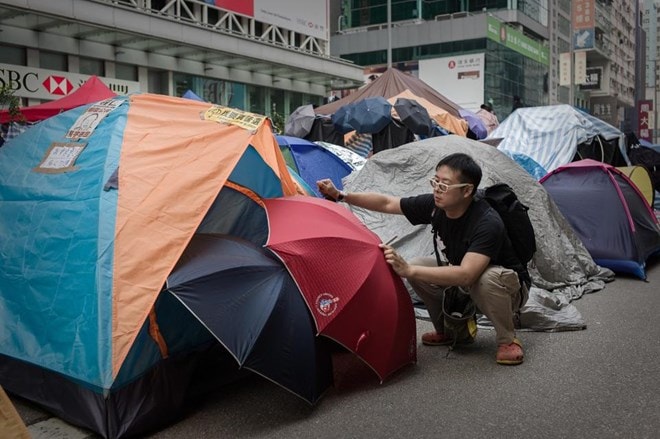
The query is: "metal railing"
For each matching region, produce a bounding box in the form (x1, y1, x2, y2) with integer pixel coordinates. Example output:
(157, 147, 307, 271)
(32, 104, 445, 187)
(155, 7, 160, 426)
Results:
(94, 0, 329, 57)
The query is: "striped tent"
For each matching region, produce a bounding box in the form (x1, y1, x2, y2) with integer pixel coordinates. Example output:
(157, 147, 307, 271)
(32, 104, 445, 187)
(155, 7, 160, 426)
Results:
(0, 94, 299, 438)
(490, 105, 629, 176)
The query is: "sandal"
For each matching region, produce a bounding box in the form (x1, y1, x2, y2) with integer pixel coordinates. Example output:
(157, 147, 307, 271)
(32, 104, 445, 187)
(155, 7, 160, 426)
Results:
(496, 338, 524, 365)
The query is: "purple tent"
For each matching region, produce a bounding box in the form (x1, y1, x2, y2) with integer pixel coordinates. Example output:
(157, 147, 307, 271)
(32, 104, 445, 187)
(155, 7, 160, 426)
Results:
(540, 159, 660, 279)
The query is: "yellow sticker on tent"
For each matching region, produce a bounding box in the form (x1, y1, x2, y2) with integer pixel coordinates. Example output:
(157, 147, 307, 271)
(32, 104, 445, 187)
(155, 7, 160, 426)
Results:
(33, 142, 87, 173)
(203, 105, 266, 131)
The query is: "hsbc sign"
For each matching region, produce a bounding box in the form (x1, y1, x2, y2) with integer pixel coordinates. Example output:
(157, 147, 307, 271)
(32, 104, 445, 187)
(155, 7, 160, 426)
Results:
(0, 63, 139, 100)
(42, 76, 75, 95)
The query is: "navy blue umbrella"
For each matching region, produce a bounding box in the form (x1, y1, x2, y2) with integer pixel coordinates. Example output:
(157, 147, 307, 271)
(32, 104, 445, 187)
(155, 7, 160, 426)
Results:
(346, 97, 392, 134)
(166, 234, 333, 404)
(394, 98, 434, 136)
(331, 104, 355, 134)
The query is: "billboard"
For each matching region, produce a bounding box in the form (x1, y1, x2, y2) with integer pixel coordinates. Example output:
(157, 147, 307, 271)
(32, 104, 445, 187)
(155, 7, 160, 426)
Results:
(208, 0, 328, 40)
(572, 0, 595, 51)
(0, 64, 139, 100)
(486, 16, 549, 65)
(572, 0, 595, 30)
(419, 54, 484, 112)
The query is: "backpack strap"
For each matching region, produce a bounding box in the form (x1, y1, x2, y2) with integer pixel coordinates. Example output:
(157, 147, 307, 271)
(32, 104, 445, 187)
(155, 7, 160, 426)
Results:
(431, 207, 443, 266)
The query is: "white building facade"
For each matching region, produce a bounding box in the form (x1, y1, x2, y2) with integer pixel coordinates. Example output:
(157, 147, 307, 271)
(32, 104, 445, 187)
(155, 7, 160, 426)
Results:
(0, 0, 364, 118)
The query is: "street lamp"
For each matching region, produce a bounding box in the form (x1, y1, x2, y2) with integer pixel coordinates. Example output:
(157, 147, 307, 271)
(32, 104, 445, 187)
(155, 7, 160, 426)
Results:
(387, 0, 392, 68)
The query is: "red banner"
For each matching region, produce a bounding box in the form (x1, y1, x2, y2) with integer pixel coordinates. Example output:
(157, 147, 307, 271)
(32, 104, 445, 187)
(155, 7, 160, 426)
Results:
(572, 0, 595, 30)
(637, 99, 653, 142)
(209, 0, 254, 17)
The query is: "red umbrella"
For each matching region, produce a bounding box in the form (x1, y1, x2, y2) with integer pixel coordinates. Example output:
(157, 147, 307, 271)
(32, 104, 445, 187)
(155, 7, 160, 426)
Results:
(263, 196, 417, 382)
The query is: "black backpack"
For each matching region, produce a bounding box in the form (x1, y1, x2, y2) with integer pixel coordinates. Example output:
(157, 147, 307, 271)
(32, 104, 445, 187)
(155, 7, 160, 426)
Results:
(431, 183, 536, 266)
(479, 183, 536, 265)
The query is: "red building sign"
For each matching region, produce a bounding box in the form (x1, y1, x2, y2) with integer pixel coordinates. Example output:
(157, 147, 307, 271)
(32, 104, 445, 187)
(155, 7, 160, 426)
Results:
(637, 100, 653, 142)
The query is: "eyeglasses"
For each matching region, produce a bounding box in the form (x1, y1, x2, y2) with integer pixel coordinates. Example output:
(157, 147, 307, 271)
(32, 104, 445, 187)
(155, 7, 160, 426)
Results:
(429, 179, 472, 193)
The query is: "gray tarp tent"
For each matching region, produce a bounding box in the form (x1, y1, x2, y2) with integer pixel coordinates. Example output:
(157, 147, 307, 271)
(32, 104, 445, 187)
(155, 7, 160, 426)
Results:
(342, 135, 614, 331)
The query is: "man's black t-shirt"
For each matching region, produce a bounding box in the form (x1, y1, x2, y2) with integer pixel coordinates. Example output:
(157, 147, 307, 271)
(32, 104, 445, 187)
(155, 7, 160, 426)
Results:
(400, 193, 526, 280)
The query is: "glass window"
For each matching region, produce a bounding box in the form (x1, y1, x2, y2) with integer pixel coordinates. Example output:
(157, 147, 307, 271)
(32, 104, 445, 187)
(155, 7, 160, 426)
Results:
(115, 63, 138, 81)
(0, 44, 26, 65)
(343, 38, 486, 66)
(174, 73, 194, 97)
(248, 85, 266, 115)
(40, 51, 67, 71)
(345, 0, 547, 28)
(202, 79, 223, 104)
(80, 57, 104, 76)
(484, 39, 546, 118)
(304, 94, 323, 107)
(558, 15, 570, 37)
(172, 73, 247, 109)
(290, 92, 304, 110)
(225, 81, 246, 109)
(270, 88, 285, 117)
(148, 69, 169, 95)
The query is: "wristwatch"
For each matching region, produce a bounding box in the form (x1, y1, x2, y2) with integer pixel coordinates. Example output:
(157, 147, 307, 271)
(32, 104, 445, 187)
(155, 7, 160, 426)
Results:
(336, 190, 348, 202)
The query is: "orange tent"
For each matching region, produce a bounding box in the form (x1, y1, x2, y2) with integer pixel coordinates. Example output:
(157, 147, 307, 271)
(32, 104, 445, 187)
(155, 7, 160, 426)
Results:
(0, 93, 299, 437)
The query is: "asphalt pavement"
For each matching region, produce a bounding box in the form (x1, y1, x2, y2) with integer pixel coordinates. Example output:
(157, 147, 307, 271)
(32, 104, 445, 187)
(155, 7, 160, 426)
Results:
(10, 257, 660, 439)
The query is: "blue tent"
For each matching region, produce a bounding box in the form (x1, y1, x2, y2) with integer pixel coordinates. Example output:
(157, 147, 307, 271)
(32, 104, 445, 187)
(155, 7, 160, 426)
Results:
(0, 94, 303, 437)
(276, 135, 353, 197)
(182, 89, 204, 101)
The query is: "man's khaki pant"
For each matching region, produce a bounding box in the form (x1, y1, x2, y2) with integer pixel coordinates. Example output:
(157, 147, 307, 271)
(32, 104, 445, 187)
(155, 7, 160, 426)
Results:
(408, 256, 528, 345)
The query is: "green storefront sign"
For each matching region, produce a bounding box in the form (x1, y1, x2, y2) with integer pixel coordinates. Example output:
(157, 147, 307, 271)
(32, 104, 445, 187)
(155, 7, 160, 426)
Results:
(487, 16, 549, 66)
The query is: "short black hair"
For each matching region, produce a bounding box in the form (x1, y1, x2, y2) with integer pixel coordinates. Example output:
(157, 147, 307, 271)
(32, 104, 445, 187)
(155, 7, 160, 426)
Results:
(435, 153, 482, 195)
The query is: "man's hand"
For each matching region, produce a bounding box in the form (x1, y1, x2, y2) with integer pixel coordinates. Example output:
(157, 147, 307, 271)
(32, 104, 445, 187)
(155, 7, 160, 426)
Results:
(380, 244, 411, 278)
(317, 178, 340, 201)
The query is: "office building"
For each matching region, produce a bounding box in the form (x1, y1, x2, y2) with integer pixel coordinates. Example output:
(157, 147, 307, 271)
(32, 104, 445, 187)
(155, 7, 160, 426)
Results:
(329, 0, 636, 128)
(0, 0, 364, 118)
(642, 0, 660, 142)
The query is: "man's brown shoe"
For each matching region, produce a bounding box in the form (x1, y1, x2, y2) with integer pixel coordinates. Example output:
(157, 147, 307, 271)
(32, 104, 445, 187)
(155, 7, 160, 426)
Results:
(421, 331, 454, 346)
